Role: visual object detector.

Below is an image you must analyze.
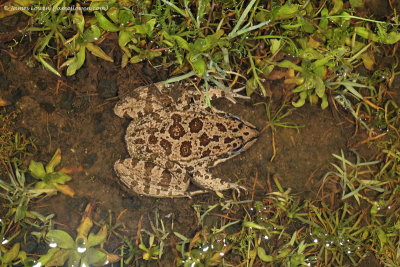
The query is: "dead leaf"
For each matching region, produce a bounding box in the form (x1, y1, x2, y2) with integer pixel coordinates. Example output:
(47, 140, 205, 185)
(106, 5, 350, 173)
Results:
(0, 97, 11, 106)
(54, 184, 75, 197)
(60, 165, 84, 174)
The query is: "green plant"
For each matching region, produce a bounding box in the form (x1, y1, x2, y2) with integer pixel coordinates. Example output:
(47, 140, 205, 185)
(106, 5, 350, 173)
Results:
(0, 163, 54, 223)
(175, 230, 233, 267)
(0, 242, 33, 267)
(0, 111, 35, 172)
(323, 150, 385, 205)
(28, 148, 75, 197)
(36, 202, 120, 267)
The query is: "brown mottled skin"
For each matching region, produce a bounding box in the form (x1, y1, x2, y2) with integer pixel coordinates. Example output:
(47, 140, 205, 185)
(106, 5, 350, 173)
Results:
(114, 82, 259, 197)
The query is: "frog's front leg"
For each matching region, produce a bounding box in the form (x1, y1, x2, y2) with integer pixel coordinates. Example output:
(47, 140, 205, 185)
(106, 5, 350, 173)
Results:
(190, 166, 247, 194)
(114, 83, 173, 119)
(114, 158, 191, 197)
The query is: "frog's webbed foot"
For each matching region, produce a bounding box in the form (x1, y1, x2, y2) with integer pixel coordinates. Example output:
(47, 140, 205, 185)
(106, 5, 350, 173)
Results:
(191, 168, 247, 195)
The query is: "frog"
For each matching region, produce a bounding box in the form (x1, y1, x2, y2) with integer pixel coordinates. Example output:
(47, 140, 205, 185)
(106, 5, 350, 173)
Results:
(114, 82, 259, 197)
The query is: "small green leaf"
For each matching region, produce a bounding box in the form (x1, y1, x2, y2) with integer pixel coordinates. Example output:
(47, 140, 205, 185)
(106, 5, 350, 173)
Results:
(350, 0, 363, 8)
(118, 30, 132, 47)
(292, 91, 307, 107)
(95, 11, 120, 32)
(321, 94, 328, 109)
(277, 60, 303, 72)
(130, 55, 143, 63)
(329, 0, 343, 15)
(315, 77, 325, 98)
(119, 9, 134, 25)
(36, 55, 62, 77)
(34, 181, 51, 190)
(272, 3, 300, 20)
(189, 56, 206, 77)
(83, 25, 101, 42)
(376, 228, 388, 248)
(15, 197, 29, 221)
(129, 19, 156, 36)
(319, 8, 329, 28)
(246, 77, 257, 96)
(73, 4, 85, 33)
(67, 250, 81, 267)
(46, 172, 72, 184)
(87, 248, 108, 265)
(44, 249, 71, 267)
(46, 148, 61, 173)
(270, 39, 281, 54)
(87, 225, 107, 248)
(46, 230, 75, 249)
(29, 160, 46, 179)
(243, 221, 266, 230)
(300, 18, 315, 33)
(86, 43, 114, 62)
(277, 248, 292, 258)
(164, 32, 190, 51)
(257, 247, 274, 262)
(3, 243, 20, 263)
(67, 45, 86, 76)
(384, 31, 400, 45)
(355, 27, 379, 42)
(106, 6, 120, 24)
(37, 248, 61, 266)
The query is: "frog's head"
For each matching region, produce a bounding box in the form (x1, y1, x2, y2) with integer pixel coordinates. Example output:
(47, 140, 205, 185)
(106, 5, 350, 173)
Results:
(212, 117, 259, 166)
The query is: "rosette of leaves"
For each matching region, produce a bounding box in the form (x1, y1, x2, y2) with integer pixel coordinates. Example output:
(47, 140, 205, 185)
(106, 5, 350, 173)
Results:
(28, 149, 74, 197)
(36, 203, 120, 267)
(91, 3, 159, 67)
(60, 4, 114, 76)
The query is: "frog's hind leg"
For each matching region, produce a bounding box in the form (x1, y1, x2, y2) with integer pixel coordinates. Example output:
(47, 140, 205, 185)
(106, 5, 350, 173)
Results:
(190, 167, 246, 194)
(114, 158, 190, 197)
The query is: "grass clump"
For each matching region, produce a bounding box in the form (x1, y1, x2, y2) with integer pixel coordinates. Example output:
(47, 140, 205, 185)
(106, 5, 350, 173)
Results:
(0, 111, 35, 172)
(0, 0, 398, 110)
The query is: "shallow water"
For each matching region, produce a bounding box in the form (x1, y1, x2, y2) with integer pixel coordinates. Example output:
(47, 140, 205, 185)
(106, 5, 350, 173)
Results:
(0, 51, 379, 265)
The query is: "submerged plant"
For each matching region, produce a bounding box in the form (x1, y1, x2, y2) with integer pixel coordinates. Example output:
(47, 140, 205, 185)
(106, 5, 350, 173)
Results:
(0, 111, 35, 172)
(36, 202, 120, 267)
(28, 149, 75, 197)
(323, 150, 385, 205)
(0, 163, 54, 223)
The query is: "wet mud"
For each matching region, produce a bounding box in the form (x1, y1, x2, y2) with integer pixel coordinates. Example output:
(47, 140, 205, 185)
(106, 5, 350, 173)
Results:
(0, 48, 375, 265)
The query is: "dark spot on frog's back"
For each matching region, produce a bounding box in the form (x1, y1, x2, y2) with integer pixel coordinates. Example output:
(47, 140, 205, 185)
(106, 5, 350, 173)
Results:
(180, 141, 192, 157)
(160, 139, 172, 155)
(134, 138, 145, 144)
(224, 137, 234, 143)
(160, 170, 172, 185)
(216, 123, 227, 132)
(202, 149, 211, 157)
(189, 117, 203, 133)
(148, 135, 157, 144)
(171, 113, 182, 122)
(168, 123, 186, 139)
(199, 133, 210, 146)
